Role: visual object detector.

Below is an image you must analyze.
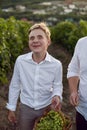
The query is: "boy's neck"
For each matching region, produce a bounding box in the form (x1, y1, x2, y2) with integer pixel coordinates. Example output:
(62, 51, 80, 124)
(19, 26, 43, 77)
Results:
(32, 52, 46, 63)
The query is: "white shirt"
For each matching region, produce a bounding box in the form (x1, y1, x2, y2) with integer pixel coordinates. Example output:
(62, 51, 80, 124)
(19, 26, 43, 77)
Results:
(67, 36, 87, 120)
(6, 52, 63, 111)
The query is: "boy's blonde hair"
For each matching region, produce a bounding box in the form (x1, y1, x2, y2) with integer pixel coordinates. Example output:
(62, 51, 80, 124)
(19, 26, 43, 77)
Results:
(29, 22, 51, 40)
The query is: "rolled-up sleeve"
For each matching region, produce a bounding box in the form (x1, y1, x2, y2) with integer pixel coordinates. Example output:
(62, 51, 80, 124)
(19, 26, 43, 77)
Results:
(67, 43, 80, 78)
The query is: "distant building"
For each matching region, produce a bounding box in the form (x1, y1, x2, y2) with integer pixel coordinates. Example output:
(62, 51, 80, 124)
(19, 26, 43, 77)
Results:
(2, 7, 14, 12)
(15, 5, 26, 12)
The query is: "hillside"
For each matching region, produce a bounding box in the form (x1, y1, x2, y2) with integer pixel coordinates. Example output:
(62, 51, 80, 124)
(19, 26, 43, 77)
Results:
(0, 43, 76, 129)
(0, 0, 63, 6)
(1, 0, 87, 26)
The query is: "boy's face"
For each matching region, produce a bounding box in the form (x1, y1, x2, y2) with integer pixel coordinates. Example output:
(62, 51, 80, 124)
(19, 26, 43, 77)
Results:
(29, 28, 50, 54)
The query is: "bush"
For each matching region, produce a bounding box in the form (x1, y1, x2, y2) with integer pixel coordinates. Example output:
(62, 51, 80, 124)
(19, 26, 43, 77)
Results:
(51, 21, 76, 46)
(0, 16, 31, 84)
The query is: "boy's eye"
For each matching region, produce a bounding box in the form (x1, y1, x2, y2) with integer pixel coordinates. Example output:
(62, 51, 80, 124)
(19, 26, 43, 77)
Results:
(37, 35, 43, 39)
(29, 35, 43, 41)
(29, 36, 34, 40)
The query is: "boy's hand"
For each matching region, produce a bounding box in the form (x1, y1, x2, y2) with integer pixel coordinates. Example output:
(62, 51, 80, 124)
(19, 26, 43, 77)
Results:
(51, 96, 61, 111)
(8, 110, 17, 123)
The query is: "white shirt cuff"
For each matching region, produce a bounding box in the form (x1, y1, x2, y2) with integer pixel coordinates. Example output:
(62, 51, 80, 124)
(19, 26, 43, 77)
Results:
(67, 72, 79, 78)
(52, 93, 62, 101)
(6, 103, 16, 111)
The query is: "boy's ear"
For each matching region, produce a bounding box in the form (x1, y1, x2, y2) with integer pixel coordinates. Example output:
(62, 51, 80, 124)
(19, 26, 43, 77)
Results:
(48, 39, 51, 46)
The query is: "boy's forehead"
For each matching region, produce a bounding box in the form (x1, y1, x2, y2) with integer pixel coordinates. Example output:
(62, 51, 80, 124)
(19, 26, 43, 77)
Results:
(29, 28, 45, 36)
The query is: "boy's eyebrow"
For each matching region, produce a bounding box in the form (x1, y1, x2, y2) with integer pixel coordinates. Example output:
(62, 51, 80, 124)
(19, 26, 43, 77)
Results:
(29, 34, 43, 38)
(29, 35, 34, 39)
(37, 34, 43, 37)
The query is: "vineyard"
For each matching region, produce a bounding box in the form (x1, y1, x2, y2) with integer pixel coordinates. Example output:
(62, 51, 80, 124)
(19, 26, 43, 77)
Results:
(0, 17, 87, 129)
(0, 17, 31, 84)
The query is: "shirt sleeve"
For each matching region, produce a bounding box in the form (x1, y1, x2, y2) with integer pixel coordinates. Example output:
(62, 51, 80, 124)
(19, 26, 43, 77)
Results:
(6, 58, 21, 111)
(67, 41, 80, 78)
(52, 62, 63, 101)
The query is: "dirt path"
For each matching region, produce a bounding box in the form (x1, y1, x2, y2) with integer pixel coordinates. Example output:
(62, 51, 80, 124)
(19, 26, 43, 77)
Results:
(0, 44, 76, 130)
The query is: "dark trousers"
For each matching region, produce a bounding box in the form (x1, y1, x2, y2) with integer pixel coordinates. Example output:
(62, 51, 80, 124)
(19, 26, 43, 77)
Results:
(19, 103, 50, 130)
(76, 111, 87, 130)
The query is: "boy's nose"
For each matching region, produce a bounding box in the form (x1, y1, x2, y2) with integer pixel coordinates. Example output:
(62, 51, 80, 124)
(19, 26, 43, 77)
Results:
(33, 37, 39, 42)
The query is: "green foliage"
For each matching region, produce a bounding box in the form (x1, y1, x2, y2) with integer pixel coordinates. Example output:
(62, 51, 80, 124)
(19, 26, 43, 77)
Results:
(0, 18, 11, 84)
(6, 17, 23, 64)
(68, 20, 87, 53)
(51, 21, 76, 45)
(6, 16, 31, 67)
(0, 46, 11, 84)
(79, 20, 87, 36)
(51, 20, 87, 54)
(0, 16, 31, 84)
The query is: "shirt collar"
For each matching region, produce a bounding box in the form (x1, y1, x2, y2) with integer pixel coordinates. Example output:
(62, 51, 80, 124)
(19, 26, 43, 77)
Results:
(25, 52, 51, 62)
(45, 52, 51, 62)
(26, 52, 33, 60)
